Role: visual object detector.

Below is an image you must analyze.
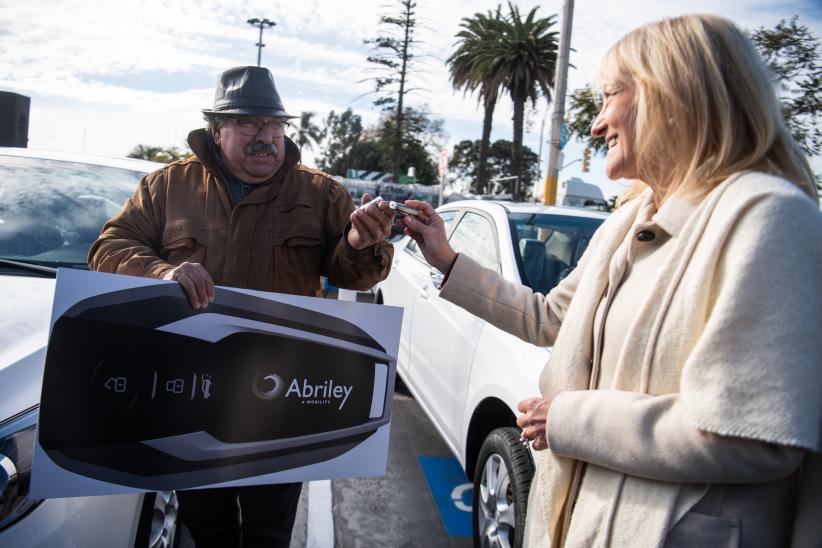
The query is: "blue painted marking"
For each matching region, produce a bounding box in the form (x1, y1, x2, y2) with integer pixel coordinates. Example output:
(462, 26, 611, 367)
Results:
(419, 456, 473, 537)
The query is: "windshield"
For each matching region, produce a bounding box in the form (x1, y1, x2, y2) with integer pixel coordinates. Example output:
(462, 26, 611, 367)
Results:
(0, 155, 145, 269)
(508, 212, 604, 294)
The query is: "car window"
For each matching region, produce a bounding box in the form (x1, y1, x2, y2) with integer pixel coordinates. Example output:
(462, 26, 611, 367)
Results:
(508, 213, 604, 294)
(0, 155, 145, 268)
(406, 210, 458, 258)
(448, 211, 499, 273)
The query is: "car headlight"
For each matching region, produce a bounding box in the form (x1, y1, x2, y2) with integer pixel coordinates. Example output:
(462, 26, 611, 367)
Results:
(0, 406, 42, 531)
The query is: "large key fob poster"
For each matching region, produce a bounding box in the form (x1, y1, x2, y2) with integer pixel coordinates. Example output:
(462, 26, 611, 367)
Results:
(31, 269, 401, 498)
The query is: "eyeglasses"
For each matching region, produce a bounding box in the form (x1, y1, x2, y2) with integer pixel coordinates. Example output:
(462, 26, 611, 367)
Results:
(230, 117, 289, 137)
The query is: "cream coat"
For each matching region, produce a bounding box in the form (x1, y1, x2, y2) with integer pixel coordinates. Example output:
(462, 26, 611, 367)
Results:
(440, 172, 822, 547)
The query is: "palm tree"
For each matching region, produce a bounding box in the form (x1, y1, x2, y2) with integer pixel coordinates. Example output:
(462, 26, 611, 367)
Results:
(290, 111, 323, 154)
(494, 3, 558, 199)
(127, 144, 163, 161)
(127, 144, 189, 163)
(447, 7, 506, 194)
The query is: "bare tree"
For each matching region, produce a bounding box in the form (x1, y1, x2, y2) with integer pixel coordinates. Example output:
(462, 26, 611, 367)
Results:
(363, 0, 420, 181)
(751, 17, 821, 157)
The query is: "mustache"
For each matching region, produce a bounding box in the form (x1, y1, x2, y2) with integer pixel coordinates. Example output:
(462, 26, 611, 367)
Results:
(244, 142, 278, 156)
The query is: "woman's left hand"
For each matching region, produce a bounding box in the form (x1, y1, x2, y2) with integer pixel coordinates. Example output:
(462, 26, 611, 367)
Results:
(516, 397, 551, 451)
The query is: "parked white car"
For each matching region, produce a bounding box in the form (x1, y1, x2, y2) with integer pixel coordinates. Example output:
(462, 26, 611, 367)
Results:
(0, 147, 179, 547)
(375, 200, 607, 548)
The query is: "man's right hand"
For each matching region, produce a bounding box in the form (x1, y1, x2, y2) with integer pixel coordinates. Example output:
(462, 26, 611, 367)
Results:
(162, 262, 215, 309)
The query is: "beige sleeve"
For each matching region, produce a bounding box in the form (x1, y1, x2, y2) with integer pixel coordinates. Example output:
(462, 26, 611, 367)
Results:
(439, 204, 619, 347)
(438, 249, 582, 348)
(547, 390, 805, 483)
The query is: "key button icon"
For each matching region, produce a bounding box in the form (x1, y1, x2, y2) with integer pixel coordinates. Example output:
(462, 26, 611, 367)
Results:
(166, 378, 185, 394)
(105, 377, 128, 393)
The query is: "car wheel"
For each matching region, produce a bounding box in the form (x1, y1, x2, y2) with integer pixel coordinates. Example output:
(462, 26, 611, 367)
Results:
(134, 490, 180, 548)
(472, 427, 534, 548)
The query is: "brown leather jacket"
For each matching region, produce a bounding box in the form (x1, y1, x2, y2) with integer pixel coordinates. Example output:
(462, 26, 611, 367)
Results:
(88, 129, 393, 296)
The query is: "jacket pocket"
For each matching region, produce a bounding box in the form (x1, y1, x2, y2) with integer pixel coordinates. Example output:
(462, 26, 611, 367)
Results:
(270, 224, 324, 293)
(161, 222, 208, 265)
(665, 511, 740, 548)
(277, 225, 324, 248)
(278, 199, 315, 214)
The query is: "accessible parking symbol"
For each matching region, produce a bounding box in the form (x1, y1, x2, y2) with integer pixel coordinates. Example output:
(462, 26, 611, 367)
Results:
(418, 456, 472, 537)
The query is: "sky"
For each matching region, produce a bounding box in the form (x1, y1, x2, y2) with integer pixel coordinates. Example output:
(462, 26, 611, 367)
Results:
(1, 0, 819, 200)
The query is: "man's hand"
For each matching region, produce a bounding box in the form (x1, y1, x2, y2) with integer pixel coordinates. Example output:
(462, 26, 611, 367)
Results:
(516, 397, 551, 451)
(162, 262, 215, 309)
(398, 200, 457, 273)
(348, 194, 395, 250)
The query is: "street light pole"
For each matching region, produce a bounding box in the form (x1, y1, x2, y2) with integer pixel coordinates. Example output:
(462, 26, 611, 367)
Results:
(537, 117, 545, 180)
(247, 18, 276, 67)
(542, 0, 574, 205)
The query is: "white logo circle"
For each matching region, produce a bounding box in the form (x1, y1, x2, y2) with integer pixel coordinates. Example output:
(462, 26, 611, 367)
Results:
(253, 372, 284, 400)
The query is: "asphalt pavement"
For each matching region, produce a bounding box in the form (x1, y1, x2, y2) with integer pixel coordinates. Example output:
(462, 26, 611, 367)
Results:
(334, 391, 471, 547)
(284, 389, 472, 547)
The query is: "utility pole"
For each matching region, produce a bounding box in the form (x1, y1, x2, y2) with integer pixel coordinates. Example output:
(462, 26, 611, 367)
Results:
(542, 0, 574, 205)
(438, 148, 448, 207)
(537, 117, 545, 180)
(247, 18, 276, 67)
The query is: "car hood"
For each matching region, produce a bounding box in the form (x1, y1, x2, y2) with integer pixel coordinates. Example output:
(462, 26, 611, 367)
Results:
(0, 275, 55, 421)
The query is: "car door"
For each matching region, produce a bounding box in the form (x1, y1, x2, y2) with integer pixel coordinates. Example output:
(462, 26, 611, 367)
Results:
(406, 209, 501, 447)
(386, 211, 460, 377)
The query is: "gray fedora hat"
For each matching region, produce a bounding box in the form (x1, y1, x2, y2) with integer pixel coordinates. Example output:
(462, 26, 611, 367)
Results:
(202, 66, 296, 118)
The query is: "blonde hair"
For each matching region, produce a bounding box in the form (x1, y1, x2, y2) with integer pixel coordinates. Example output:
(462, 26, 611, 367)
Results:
(596, 14, 816, 204)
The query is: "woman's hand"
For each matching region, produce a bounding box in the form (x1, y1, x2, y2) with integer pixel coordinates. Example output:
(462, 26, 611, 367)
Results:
(398, 200, 457, 273)
(516, 397, 551, 451)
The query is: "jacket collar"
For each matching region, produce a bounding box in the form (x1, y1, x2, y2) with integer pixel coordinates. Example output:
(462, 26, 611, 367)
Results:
(650, 188, 700, 238)
(187, 128, 302, 185)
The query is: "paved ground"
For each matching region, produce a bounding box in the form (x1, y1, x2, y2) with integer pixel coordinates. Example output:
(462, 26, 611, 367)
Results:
(326, 391, 471, 548)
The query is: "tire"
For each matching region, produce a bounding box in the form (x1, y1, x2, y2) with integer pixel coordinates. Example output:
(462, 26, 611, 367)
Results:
(134, 490, 180, 548)
(472, 427, 535, 548)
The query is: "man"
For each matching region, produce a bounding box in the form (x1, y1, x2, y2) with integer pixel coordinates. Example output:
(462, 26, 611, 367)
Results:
(89, 66, 394, 547)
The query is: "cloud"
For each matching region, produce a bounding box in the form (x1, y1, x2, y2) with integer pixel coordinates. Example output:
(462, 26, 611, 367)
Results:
(2, 0, 819, 184)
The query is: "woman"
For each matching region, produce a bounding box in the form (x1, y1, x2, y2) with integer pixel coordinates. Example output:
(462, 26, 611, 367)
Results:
(400, 15, 821, 547)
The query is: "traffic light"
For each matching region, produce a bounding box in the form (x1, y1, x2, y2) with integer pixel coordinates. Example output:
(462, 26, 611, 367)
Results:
(582, 148, 591, 173)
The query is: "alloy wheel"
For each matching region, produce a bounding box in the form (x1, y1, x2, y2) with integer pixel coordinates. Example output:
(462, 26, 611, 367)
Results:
(477, 453, 516, 548)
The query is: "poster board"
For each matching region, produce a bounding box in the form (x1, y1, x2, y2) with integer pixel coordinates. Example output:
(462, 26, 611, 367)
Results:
(31, 268, 401, 498)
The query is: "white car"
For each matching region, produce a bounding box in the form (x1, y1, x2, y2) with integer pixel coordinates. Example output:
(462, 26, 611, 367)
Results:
(0, 148, 179, 547)
(375, 200, 607, 548)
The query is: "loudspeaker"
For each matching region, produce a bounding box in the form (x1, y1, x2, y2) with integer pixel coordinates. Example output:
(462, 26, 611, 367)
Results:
(0, 92, 30, 147)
